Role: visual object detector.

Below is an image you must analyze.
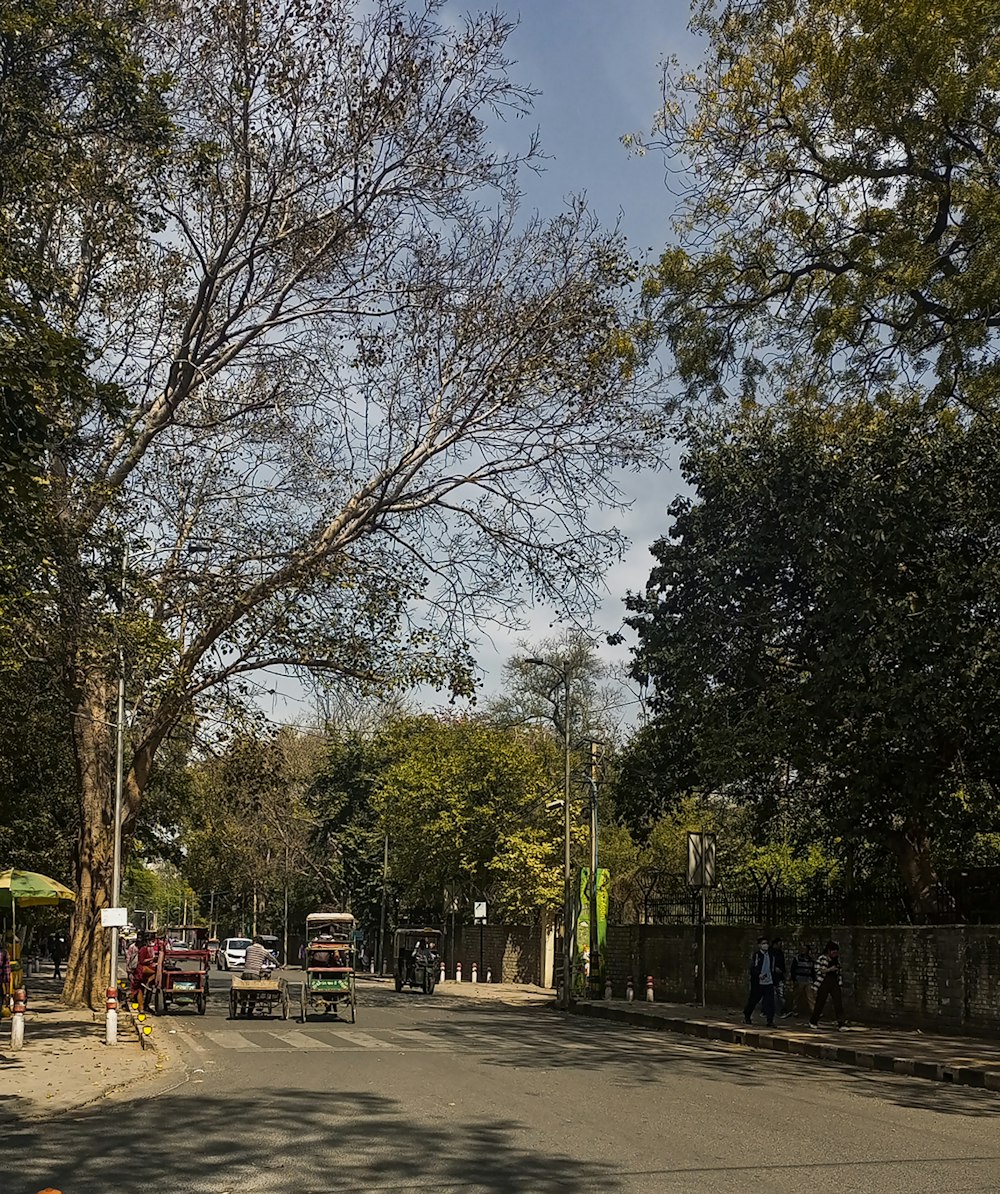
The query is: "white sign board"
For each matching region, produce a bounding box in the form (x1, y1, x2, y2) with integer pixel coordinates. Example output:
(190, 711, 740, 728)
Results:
(686, 832, 717, 889)
(473, 900, 488, 922)
(101, 907, 128, 928)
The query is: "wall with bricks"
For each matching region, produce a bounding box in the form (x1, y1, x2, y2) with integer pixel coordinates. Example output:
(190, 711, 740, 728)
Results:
(450, 924, 541, 984)
(604, 923, 1000, 1035)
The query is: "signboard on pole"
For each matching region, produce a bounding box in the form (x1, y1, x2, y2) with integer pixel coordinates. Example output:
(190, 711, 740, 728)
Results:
(473, 900, 488, 924)
(101, 907, 128, 929)
(575, 868, 609, 996)
(687, 832, 717, 889)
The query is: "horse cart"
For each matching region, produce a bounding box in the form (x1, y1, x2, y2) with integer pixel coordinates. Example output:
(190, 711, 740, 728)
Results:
(300, 912, 357, 1023)
(229, 974, 290, 1019)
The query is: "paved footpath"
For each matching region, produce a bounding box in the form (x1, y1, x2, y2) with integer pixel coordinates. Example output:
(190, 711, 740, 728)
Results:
(571, 996, 1000, 1090)
(0, 975, 171, 1119)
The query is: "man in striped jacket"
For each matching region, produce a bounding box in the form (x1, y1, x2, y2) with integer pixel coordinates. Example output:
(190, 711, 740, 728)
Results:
(809, 940, 845, 1030)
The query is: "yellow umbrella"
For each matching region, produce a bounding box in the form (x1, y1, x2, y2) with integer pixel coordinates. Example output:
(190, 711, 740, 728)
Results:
(0, 870, 76, 969)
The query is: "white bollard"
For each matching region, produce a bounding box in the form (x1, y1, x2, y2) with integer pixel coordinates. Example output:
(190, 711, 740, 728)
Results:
(439, 960, 445, 984)
(105, 986, 118, 1046)
(456, 961, 462, 982)
(486, 967, 492, 983)
(604, 978, 612, 1000)
(10, 988, 26, 1050)
(626, 977, 634, 1002)
(471, 962, 478, 983)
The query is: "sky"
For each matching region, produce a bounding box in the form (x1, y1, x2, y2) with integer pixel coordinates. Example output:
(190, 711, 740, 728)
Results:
(268, 1, 705, 725)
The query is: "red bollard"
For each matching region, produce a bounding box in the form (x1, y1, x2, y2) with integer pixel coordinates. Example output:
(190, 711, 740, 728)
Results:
(645, 975, 654, 1003)
(105, 985, 119, 1046)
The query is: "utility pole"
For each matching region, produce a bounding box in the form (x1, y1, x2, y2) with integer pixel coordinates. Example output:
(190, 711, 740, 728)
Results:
(107, 548, 127, 1046)
(378, 833, 388, 975)
(589, 740, 600, 999)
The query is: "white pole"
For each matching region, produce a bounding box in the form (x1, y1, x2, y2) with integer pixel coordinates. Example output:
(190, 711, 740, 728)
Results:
(107, 553, 127, 1046)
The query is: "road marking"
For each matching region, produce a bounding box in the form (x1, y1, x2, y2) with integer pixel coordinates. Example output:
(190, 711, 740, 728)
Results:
(178, 1030, 206, 1054)
(324, 1029, 387, 1049)
(206, 1032, 262, 1050)
(271, 1031, 334, 1050)
(389, 1029, 451, 1049)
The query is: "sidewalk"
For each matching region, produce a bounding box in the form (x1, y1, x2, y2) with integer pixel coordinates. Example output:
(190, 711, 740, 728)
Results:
(0, 976, 171, 1119)
(569, 997, 1000, 1092)
(359, 974, 553, 1006)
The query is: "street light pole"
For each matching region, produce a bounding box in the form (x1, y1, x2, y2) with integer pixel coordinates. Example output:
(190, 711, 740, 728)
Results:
(588, 740, 600, 999)
(107, 551, 127, 1045)
(527, 657, 574, 1011)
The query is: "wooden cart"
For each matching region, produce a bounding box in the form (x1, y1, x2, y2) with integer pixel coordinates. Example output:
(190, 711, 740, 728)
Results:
(228, 974, 290, 1019)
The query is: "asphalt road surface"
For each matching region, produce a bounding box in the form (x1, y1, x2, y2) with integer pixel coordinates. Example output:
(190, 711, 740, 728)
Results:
(6, 975, 1000, 1193)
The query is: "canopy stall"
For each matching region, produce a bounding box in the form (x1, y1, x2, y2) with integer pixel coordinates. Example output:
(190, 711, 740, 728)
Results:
(0, 870, 76, 985)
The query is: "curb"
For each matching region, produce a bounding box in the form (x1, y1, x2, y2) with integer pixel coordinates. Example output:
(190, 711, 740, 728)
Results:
(569, 1003, 1000, 1092)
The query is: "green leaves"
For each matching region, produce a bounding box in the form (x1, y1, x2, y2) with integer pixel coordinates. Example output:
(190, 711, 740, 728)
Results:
(626, 404, 1000, 911)
(647, 0, 1000, 412)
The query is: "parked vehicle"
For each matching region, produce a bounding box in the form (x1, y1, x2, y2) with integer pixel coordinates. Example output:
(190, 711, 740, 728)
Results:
(393, 927, 442, 995)
(300, 912, 357, 1022)
(258, 935, 283, 967)
(215, 937, 251, 971)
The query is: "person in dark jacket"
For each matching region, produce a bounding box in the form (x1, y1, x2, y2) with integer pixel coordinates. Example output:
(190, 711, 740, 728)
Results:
(770, 935, 787, 1016)
(809, 940, 845, 1029)
(743, 936, 776, 1027)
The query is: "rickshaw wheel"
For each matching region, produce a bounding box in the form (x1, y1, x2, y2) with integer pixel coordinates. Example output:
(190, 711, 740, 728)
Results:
(299, 990, 307, 1023)
(281, 991, 289, 1020)
(349, 999, 356, 1024)
(153, 988, 165, 1017)
(196, 992, 207, 1015)
(394, 974, 403, 993)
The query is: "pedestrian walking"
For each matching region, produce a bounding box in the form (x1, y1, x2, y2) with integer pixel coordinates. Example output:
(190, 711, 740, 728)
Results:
(50, 934, 66, 981)
(743, 936, 777, 1027)
(809, 940, 845, 1029)
(770, 935, 787, 1017)
(790, 942, 816, 1018)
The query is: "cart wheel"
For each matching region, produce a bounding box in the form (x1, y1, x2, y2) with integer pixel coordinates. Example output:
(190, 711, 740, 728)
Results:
(229, 989, 237, 1020)
(394, 974, 403, 993)
(281, 991, 289, 1020)
(153, 988, 165, 1017)
(349, 999, 356, 1024)
(197, 992, 207, 1016)
(299, 990, 307, 1023)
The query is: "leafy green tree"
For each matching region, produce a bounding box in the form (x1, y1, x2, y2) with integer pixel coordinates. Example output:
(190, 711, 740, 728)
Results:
(625, 404, 1000, 918)
(363, 715, 562, 922)
(641, 0, 1000, 413)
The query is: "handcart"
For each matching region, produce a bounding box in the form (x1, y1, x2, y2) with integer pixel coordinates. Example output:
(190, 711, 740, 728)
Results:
(229, 973, 290, 1019)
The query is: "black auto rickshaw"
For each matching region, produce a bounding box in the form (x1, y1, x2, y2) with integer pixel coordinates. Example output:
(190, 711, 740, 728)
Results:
(393, 927, 442, 994)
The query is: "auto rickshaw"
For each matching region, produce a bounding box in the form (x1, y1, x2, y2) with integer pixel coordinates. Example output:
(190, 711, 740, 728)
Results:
(393, 927, 442, 994)
(300, 912, 357, 1023)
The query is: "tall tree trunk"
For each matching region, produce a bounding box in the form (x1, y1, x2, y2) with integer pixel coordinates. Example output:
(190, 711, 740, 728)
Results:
(62, 668, 114, 1008)
(886, 822, 957, 924)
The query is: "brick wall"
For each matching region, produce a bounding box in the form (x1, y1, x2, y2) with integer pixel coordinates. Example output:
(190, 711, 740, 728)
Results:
(605, 923, 1000, 1035)
(450, 924, 541, 984)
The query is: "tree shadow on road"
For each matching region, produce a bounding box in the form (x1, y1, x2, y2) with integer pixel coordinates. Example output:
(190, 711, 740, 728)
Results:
(4, 1085, 623, 1194)
(468, 1008, 1000, 1120)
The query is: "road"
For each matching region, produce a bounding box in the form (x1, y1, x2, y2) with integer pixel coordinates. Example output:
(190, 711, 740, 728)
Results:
(5, 974, 999, 1193)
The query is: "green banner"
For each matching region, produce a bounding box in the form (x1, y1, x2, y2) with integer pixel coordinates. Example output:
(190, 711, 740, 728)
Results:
(575, 868, 609, 996)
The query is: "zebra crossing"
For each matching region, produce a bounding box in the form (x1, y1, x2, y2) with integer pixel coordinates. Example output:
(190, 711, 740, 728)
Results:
(192, 1024, 527, 1053)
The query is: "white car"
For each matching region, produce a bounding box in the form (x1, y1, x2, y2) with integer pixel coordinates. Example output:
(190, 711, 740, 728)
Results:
(216, 937, 251, 971)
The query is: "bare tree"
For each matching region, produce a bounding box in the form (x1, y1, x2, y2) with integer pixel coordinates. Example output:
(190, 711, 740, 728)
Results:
(33, 0, 663, 1004)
